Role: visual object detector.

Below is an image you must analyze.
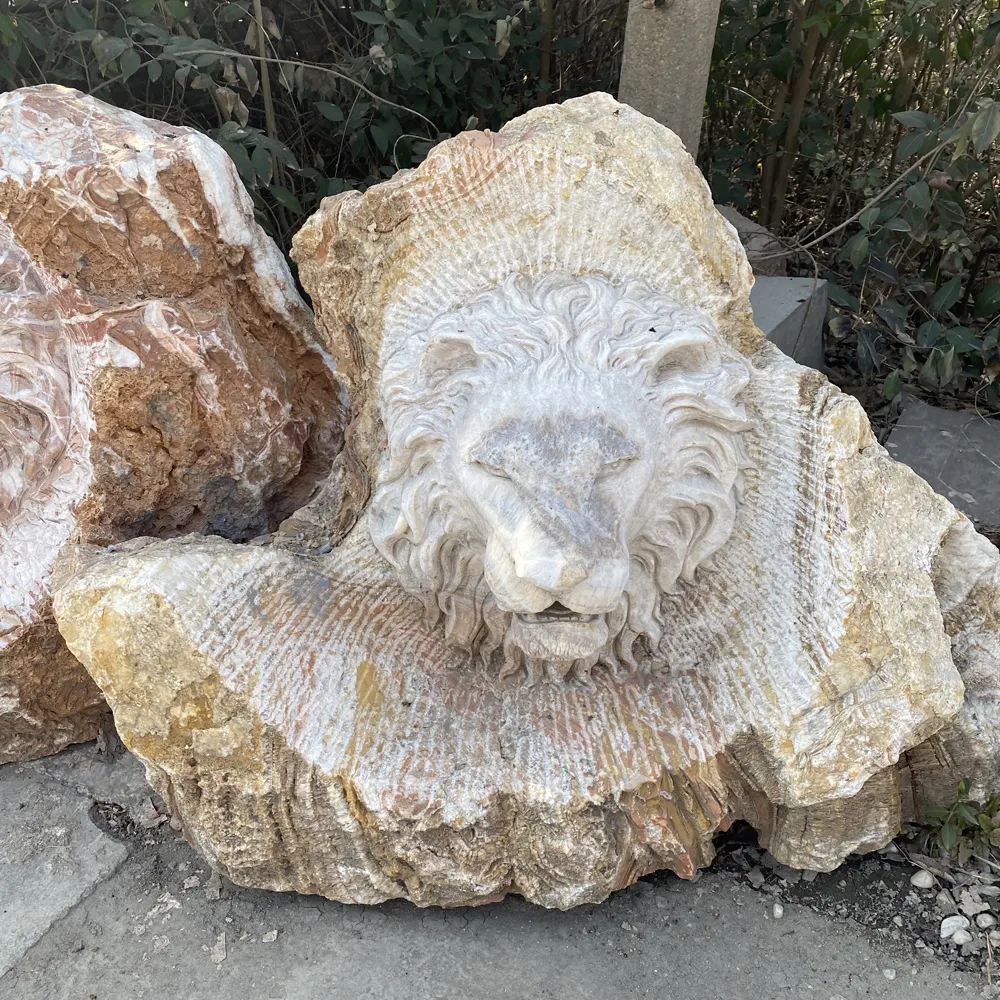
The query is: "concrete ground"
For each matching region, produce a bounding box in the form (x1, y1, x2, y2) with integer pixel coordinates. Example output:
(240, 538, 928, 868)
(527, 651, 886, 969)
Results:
(886, 395, 1000, 530)
(0, 743, 986, 1000)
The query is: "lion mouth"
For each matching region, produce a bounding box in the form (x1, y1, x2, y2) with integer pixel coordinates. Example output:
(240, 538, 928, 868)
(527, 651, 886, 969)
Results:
(508, 603, 609, 662)
(516, 602, 600, 626)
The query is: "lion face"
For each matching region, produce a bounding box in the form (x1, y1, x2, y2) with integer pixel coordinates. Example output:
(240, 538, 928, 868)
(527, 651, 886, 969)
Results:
(371, 273, 752, 682)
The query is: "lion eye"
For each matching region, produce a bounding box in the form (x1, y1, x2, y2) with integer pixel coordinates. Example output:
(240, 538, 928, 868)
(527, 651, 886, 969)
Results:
(600, 457, 636, 477)
(475, 461, 510, 480)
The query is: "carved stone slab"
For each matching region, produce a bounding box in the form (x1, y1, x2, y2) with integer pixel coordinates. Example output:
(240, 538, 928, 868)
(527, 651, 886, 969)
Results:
(0, 86, 345, 762)
(52, 94, 1000, 907)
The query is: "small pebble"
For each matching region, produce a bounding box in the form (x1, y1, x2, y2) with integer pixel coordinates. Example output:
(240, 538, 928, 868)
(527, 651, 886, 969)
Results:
(892, 915, 903, 927)
(882, 969, 896, 981)
(747, 868, 765, 889)
(262, 930, 278, 943)
(977, 913, 997, 929)
(936, 889, 958, 914)
(773, 903, 784, 920)
(960, 889, 991, 917)
(204, 872, 222, 901)
(182, 875, 200, 890)
(941, 914, 971, 940)
(909, 870, 935, 890)
(951, 928, 974, 946)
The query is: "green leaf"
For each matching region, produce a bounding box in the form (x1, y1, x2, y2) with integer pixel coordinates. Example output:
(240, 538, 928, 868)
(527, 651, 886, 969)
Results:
(64, 4, 94, 31)
(883, 217, 911, 232)
(120, 48, 141, 81)
(166, 0, 188, 20)
(129, 0, 159, 14)
(842, 232, 869, 269)
(956, 802, 981, 827)
(938, 822, 960, 854)
(827, 281, 860, 309)
(394, 18, 425, 53)
(92, 35, 130, 70)
(974, 281, 1000, 318)
(236, 56, 259, 97)
(147, 59, 162, 82)
(221, 3, 249, 22)
(937, 197, 966, 228)
(457, 43, 485, 59)
(943, 327, 980, 353)
(931, 276, 962, 315)
(769, 47, 794, 81)
(269, 185, 303, 215)
(924, 804, 950, 824)
(972, 102, 1000, 155)
(875, 299, 907, 335)
(370, 122, 390, 154)
(251, 144, 273, 187)
(355, 10, 387, 24)
(906, 180, 931, 212)
(842, 35, 869, 69)
(218, 120, 247, 141)
(896, 130, 926, 161)
(219, 139, 255, 187)
(17, 21, 49, 52)
(859, 204, 880, 231)
(893, 110, 939, 131)
(957, 30, 974, 61)
(883, 370, 902, 400)
(949, 115, 976, 159)
(916, 320, 944, 347)
(937, 345, 961, 386)
(316, 102, 344, 123)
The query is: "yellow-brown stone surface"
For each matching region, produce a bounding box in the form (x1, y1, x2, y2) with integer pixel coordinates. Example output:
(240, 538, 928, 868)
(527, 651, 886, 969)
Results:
(1, 86, 345, 762)
(52, 94, 1000, 907)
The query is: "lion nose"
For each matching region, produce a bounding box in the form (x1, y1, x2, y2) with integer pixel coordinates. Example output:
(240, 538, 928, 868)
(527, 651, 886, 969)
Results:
(512, 547, 590, 594)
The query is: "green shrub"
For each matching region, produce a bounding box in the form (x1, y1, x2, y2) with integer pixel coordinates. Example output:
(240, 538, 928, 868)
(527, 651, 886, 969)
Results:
(706, 1, 1000, 411)
(0, 0, 625, 249)
(904, 779, 1000, 863)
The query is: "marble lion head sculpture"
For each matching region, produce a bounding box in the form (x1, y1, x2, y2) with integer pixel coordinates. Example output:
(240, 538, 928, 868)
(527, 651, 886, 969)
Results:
(370, 272, 753, 682)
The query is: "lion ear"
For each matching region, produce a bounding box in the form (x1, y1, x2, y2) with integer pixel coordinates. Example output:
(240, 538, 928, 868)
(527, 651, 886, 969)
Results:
(645, 329, 720, 383)
(419, 336, 480, 383)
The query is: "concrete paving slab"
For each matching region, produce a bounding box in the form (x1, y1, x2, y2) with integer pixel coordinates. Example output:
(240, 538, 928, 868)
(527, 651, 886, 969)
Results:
(0, 769, 127, 976)
(15, 740, 154, 826)
(752, 275, 828, 371)
(0, 825, 982, 1000)
(886, 395, 1000, 528)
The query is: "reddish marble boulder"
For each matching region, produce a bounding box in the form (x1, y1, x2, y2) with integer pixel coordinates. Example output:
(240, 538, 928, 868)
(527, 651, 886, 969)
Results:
(0, 85, 345, 762)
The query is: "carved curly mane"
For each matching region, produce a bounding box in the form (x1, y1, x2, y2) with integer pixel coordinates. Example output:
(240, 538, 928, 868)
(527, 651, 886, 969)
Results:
(370, 273, 752, 681)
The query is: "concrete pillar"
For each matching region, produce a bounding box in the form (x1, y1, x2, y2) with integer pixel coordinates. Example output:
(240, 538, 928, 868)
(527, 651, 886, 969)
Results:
(618, 0, 723, 159)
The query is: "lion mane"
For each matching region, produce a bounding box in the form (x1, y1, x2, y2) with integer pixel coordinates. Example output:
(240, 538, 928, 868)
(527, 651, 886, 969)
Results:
(370, 272, 753, 682)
